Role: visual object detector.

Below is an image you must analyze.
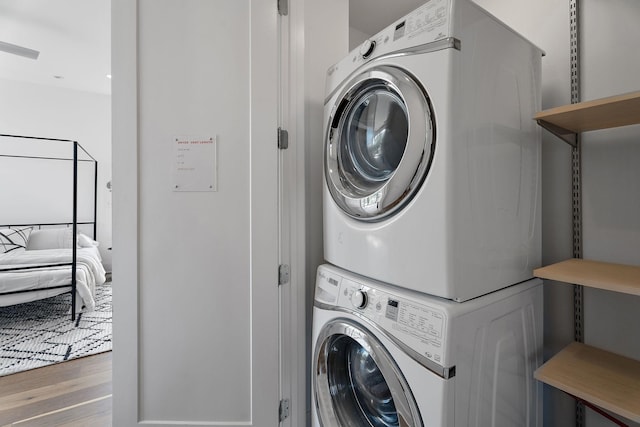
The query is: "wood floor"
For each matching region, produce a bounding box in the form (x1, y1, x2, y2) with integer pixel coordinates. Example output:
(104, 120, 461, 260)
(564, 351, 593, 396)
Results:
(0, 351, 112, 426)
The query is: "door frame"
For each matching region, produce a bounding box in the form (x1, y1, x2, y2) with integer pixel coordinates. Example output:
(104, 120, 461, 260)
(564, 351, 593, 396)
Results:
(111, 0, 138, 421)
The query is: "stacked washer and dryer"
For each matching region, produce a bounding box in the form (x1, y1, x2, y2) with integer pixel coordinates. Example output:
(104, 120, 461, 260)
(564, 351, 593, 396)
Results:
(312, 1, 545, 426)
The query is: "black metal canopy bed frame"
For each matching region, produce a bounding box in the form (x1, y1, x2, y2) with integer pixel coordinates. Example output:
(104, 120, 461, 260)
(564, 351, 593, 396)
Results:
(0, 134, 98, 320)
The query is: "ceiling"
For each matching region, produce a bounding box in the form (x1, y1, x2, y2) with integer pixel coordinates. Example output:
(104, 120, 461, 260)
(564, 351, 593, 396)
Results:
(350, 0, 426, 36)
(0, 0, 110, 95)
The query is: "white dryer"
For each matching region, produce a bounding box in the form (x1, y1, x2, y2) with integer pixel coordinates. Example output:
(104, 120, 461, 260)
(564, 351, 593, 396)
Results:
(323, 0, 543, 301)
(311, 264, 543, 427)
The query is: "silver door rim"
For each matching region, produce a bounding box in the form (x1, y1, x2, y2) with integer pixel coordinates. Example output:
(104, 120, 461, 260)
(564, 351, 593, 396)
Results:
(313, 318, 422, 427)
(325, 65, 435, 221)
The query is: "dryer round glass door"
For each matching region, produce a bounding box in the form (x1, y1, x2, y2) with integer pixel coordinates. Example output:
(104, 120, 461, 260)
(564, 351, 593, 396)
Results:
(325, 65, 435, 221)
(314, 319, 422, 427)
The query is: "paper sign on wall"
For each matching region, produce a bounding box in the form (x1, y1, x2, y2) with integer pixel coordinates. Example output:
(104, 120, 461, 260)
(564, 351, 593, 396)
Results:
(173, 136, 217, 192)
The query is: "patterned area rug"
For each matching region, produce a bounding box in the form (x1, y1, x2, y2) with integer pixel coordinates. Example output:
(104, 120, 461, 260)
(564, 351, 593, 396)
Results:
(0, 282, 112, 376)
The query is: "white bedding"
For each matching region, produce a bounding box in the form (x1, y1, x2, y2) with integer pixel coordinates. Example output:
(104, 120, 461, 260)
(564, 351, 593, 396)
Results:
(0, 247, 106, 311)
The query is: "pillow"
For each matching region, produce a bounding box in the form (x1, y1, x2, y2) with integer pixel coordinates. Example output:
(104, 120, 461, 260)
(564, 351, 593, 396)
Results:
(26, 229, 99, 250)
(26, 228, 74, 250)
(78, 233, 99, 248)
(0, 227, 33, 253)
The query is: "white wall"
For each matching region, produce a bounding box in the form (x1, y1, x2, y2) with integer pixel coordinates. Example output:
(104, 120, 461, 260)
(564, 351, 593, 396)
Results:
(304, 1, 349, 294)
(0, 79, 112, 271)
(349, 26, 369, 51)
(304, 1, 349, 422)
(139, 0, 249, 421)
(475, 1, 640, 426)
(580, 1, 640, 426)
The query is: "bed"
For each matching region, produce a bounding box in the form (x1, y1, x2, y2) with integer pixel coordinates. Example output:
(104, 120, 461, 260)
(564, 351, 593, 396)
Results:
(0, 227, 106, 316)
(0, 134, 101, 320)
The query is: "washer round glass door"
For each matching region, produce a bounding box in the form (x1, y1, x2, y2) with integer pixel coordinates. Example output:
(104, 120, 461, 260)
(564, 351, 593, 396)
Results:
(325, 65, 435, 221)
(314, 319, 422, 427)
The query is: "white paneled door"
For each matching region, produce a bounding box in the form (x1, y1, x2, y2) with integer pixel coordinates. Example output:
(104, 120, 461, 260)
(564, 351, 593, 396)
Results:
(112, 0, 281, 425)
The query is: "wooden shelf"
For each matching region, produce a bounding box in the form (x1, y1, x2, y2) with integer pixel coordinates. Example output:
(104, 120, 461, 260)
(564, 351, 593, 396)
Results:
(533, 258, 640, 296)
(534, 91, 640, 424)
(535, 90, 640, 133)
(535, 342, 640, 423)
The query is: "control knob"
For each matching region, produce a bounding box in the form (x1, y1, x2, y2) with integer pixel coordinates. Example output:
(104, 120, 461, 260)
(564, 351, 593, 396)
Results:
(359, 39, 376, 59)
(351, 289, 368, 309)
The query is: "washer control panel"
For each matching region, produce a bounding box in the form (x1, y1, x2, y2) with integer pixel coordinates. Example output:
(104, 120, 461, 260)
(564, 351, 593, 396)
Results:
(316, 267, 448, 367)
(351, 289, 368, 308)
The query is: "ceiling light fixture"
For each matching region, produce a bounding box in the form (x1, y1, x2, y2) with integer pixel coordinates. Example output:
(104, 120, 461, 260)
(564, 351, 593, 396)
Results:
(0, 41, 39, 60)
(106, 74, 112, 79)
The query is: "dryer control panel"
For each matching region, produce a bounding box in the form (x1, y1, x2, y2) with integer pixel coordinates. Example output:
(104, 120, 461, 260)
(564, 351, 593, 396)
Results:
(316, 266, 448, 369)
(326, 0, 453, 85)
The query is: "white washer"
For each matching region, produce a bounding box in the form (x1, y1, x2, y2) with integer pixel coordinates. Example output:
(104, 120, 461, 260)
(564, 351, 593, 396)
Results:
(312, 264, 543, 427)
(323, 0, 544, 301)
